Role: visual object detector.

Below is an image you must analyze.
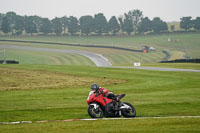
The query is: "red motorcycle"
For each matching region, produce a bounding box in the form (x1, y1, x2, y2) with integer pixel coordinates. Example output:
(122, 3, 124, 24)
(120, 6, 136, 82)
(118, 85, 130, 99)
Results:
(87, 91, 136, 118)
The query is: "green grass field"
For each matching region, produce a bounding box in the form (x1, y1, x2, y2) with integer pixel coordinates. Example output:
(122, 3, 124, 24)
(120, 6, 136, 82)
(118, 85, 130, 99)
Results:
(0, 34, 200, 132)
(1, 33, 200, 66)
(0, 64, 200, 132)
(4, 49, 95, 65)
(0, 39, 165, 65)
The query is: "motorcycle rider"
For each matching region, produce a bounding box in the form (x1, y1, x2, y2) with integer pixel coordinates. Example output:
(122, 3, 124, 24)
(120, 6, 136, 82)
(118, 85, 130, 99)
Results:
(90, 83, 117, 100)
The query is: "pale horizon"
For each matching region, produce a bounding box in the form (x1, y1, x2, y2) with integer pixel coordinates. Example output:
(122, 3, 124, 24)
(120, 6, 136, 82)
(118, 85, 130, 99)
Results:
(1, 0, 200, 22)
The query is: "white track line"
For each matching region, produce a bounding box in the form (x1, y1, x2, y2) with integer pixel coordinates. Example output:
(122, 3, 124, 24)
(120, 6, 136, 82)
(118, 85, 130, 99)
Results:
(1, 116, 200, 125)
(81, 116, 200, 121)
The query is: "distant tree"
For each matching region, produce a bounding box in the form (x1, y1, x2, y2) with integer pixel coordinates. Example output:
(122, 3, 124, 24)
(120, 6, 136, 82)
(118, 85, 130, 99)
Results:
(61, 16, 69, 34)
(127, 9, 143, 34)
(79, 15, 94, 35)
(6, 12, 17, 21)
(51, 17, 63, 35)
(118, 16, 124, 35)
(0, 13, 2, 21)
(14, 15, 25, 35)
(108, 16, 120, 35)
(24, 16, 37, 34)
(68, 16, 79, 35)
(180, 17, 193, 31)
(170, 25, 175, 32)
(94, 13, 108, 35)
(162, 22, 168, 32)
(1, 16, 10, 34)
(31, 16, 43, 33)
(0, 13, 4, 30)
(138, 17, 152, 34)
(40, 18, 52, 35)
(6, 12, 17, 34)
(193, 17, 200, 31)
(152, 17, 168, 33)
(123, 14, 133, 35)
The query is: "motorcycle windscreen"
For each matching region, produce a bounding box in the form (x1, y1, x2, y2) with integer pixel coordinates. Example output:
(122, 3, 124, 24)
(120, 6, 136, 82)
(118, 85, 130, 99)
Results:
(87, 91, 94, 101)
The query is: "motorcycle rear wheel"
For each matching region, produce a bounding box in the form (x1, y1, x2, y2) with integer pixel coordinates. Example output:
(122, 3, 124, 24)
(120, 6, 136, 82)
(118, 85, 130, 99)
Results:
(121, 102, 136, 117)
(88, 104, 104, 118)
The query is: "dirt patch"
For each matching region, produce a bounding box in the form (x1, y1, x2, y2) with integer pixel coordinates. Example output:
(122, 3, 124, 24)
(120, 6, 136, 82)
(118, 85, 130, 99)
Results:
(0, 67, 125, 91)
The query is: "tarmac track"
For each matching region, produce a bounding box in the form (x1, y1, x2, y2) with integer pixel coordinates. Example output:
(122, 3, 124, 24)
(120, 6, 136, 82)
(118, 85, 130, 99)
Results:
(1, 116, 200, 125)
(0, 44, 200, 72)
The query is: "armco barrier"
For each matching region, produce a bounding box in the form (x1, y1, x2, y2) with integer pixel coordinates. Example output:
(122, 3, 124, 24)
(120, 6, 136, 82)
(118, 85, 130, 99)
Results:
(0, 39, 143, 53)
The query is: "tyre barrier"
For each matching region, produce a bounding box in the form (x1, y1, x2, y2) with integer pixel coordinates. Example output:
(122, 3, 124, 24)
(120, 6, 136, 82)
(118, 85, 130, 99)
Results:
(160, 59, 200, 63)
(0, 60, 19, 64)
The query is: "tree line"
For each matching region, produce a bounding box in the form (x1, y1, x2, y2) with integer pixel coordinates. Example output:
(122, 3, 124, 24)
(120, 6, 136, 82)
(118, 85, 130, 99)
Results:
(0, 10, 200, 36)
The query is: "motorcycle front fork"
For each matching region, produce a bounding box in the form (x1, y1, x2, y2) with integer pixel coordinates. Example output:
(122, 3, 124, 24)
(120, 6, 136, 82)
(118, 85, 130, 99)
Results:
(114, 101, 122, 116)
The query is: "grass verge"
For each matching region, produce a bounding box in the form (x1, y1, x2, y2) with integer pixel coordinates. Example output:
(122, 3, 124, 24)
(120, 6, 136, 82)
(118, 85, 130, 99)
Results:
(0, 64, 199, 132)
(0, 118, 200, 133)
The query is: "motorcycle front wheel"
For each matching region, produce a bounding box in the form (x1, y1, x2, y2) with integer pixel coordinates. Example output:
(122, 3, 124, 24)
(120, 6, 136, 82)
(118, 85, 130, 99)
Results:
(121, 102, 136, 118)
(88, 104, 104, 118)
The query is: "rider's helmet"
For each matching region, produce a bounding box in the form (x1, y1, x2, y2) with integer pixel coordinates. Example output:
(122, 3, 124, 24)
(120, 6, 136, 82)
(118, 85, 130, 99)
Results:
(90, 83, 100, 91)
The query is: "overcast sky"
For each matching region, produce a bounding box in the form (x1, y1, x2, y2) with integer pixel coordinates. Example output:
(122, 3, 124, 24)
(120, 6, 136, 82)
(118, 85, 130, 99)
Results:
(0, 0, 200, 21)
